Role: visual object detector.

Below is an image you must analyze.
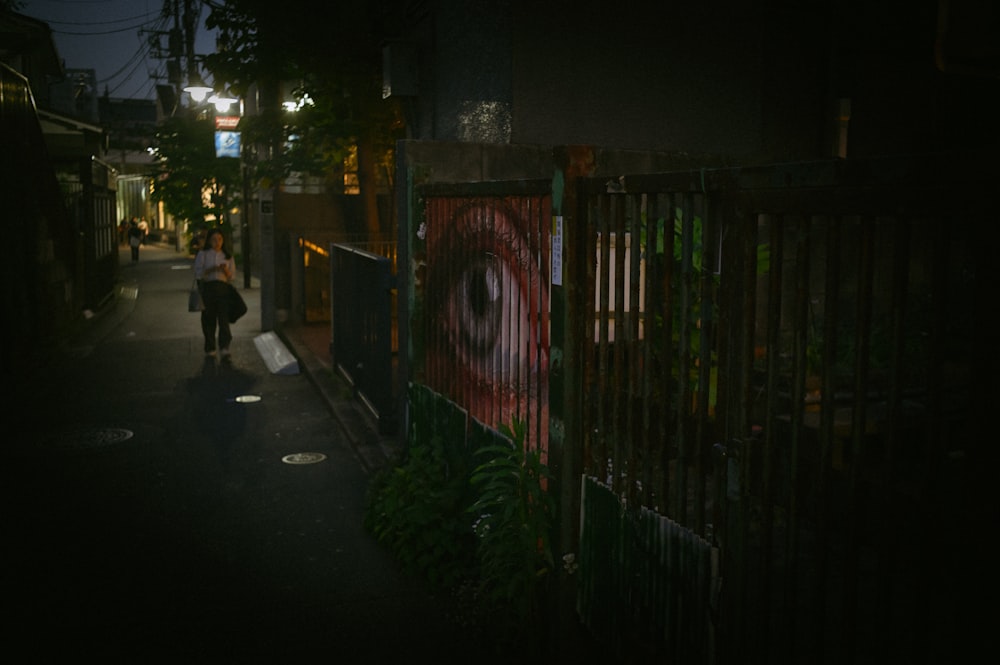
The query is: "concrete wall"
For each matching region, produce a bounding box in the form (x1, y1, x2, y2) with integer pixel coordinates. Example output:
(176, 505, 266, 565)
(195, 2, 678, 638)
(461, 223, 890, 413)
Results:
(394, 1, 997, 165)
(396, 139, 725, 185)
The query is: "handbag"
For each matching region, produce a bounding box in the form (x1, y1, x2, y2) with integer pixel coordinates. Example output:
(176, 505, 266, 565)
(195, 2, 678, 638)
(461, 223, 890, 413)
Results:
(227, 283, 248, 323)
(188, 279, 204, 312)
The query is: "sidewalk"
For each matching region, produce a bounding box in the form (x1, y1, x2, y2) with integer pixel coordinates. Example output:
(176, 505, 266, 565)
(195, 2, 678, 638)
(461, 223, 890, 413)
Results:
(277, 321, 403, 475)
(12, 242, 496, 662)
(19, 242, 610, 661)
(142, 238, 403, 476)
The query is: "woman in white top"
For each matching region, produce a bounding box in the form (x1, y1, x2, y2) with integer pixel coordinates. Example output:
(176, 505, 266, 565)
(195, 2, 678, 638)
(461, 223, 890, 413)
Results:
(193, 228, 237, 356)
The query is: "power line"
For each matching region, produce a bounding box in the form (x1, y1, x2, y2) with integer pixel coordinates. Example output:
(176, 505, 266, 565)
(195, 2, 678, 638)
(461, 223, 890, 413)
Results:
(104, 54, 150, 97)
(35, 10, 162, 28)
(28, 0, 211, 99)
(100, 12, 172, 98)
(100, 41, 147, 89)
(50, 17, 164, 37)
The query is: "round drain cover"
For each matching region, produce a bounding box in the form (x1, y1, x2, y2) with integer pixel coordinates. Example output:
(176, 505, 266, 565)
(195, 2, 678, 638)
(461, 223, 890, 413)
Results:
(53, 427, 134, 451)
(281, 452, 327, 465)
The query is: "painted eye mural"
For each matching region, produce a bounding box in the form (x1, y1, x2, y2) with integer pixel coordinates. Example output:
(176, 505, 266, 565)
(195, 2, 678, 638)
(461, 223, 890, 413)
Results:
(422, 196, 551, 453)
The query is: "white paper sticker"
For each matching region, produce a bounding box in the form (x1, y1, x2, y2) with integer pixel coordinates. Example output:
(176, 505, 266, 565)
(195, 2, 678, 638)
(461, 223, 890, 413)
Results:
(551, 216, 563, 286)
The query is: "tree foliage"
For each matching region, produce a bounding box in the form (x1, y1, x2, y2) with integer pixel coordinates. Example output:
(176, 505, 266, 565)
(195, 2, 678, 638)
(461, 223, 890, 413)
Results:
(201, 0, 405, 233)
(150, 113, 242, 240)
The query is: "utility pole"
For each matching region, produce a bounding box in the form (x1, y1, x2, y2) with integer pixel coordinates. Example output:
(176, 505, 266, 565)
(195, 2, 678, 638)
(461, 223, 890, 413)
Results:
(257, 76, 280, 332)
(168, 0, 183, 114)
(158, 0, 200, 115)
(182, 0, 199, 100)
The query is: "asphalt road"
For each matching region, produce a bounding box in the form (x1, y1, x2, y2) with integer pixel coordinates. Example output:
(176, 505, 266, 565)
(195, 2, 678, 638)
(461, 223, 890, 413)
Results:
(3, 245, 493, 662)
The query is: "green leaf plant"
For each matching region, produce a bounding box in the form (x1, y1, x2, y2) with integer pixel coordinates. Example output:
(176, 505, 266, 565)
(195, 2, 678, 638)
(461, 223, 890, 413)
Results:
(639, 207, 770, 411)
(467, 418, 556, 646)
(363, 431, 477, 588)
(363, 415, 555, 650)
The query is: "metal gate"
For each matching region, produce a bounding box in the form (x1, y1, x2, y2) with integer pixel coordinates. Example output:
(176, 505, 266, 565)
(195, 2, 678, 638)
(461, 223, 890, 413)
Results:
(397, 149, 988, 662)
(411, 181, 552, 453)
(569, 155, 988, 663)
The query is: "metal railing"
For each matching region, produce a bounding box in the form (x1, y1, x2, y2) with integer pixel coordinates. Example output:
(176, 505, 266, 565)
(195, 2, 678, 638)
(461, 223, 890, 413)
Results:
(397, 150, 988, 662)
(569, 155, 988, 662)
(411, 181, 553, 451)
(329, 242, 398, 433)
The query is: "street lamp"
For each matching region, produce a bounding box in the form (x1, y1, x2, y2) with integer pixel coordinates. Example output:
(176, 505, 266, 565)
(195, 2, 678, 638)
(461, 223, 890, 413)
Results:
(183, 71, 214, 103)
(184, 65, 237, 112)
(209, 87, 239, 113)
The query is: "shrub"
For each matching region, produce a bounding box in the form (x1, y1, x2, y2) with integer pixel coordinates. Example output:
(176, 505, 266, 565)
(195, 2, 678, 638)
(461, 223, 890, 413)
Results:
(467, 419, 555, 640)
(363, 432, 477, 587)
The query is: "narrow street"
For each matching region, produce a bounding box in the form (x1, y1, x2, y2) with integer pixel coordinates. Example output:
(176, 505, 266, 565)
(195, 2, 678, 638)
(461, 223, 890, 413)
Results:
(3, 245, 491, 662)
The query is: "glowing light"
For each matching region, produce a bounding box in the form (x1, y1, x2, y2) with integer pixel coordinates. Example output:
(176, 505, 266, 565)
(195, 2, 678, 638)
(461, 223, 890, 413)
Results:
(184, 71, 213, 103)
(209, 90, 238, 113)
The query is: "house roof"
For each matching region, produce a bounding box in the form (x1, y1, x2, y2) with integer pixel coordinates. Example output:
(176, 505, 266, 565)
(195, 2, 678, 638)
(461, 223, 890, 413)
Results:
(37, 107, 107, 158)
(0, 10, 63, 80)
(37, 108, 105, 136)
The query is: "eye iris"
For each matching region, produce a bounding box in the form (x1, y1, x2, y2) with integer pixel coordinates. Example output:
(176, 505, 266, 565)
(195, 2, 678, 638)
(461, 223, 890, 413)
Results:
(458, 257, 502, 354)
(469, 260, 499, 315)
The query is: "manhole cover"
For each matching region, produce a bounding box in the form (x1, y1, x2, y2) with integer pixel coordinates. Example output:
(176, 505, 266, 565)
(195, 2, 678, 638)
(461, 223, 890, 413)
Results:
(52, 427, 134, 451)
(281, 452, 327, 465)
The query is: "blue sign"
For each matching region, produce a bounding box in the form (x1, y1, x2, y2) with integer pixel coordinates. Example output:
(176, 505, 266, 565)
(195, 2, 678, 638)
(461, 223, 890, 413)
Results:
(215, 130, 241, 158)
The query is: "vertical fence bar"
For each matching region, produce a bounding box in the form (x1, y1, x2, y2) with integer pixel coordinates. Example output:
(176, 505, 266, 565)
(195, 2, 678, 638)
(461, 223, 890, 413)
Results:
(531, 194, 550, 452)
(580, 188, 598, 478)
(785, 214, 810, 657)
(694, 194, 716, 535)
(810, 214, 841, 660)
(876, 214, 911, 659)
(759, 213, 784, 658)
(415, 188, 550, 453)
(611, 193, 627, 495)
(843, 215, 877, 661)
(640, 193, 658, 509)
(658, 192, 677, 513)
(485, 200, 498, 432)
(403, 158, 982, 664)
(597, 193, 612, 483)
(675, 193, 695, 520)
(627, 193, 643, 507)
(738, 211, 761, 663)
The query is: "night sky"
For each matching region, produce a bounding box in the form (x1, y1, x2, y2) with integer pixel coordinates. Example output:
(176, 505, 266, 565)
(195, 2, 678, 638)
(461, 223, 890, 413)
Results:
(18, 0, 216, 100)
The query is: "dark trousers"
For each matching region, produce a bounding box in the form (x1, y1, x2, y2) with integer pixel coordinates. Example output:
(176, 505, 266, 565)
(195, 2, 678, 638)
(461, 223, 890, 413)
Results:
(200, 281, 232, 352)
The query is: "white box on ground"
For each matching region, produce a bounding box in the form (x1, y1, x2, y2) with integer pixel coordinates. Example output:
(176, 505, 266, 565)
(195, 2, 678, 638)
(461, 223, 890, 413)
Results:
(254, 332, 300, 375)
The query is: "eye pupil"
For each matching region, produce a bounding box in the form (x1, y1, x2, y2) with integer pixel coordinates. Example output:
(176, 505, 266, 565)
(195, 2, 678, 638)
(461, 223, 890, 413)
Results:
(456, 257, 503, 355)
(468, 262, 499, 315)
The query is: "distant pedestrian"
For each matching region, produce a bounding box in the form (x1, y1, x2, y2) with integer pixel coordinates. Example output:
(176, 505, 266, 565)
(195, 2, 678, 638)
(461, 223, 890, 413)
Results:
(127, 220, 143, 262)
(118, 218, 128, 246)
(137, 217, 149, 245)
(193, 228, 237, 357)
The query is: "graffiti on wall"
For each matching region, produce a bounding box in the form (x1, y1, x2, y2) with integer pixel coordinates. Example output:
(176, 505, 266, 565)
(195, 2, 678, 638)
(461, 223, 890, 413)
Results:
(421, 195, 551, 452)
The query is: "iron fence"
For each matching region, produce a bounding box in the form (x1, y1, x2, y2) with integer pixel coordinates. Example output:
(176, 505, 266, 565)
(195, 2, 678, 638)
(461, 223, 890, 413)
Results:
(411, 181, 552, 452)
(396, 150, 988, 662)
(570, 156, 987, 663)
(330, 242, 398, 433)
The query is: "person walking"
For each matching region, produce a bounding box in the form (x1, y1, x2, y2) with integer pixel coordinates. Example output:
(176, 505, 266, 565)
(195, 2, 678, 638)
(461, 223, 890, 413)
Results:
(127, 219, 143, 263)
(193, 228, 237, 357)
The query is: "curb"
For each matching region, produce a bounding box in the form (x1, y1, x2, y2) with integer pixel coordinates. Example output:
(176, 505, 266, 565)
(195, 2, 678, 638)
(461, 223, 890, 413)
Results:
(277, 327, 399, 476)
